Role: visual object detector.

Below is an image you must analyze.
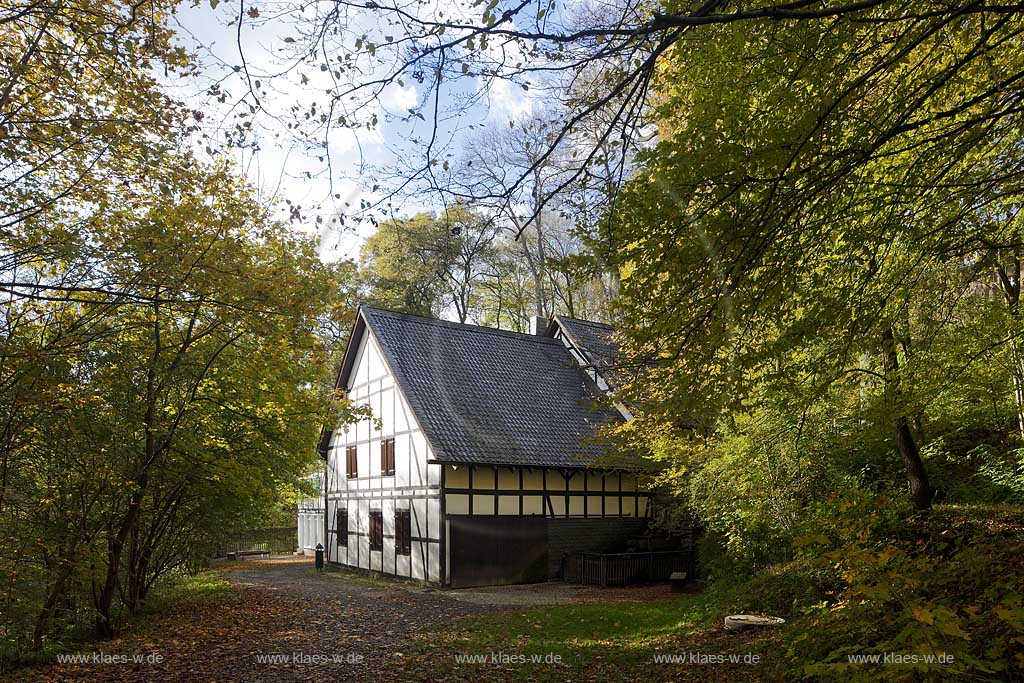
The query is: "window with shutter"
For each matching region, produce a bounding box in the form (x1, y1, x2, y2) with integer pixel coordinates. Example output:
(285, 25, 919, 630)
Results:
(395, 509, 411, 555)
(381, 438, 395, 476)
(345, 445, 357, 478)
(369, 510, 383, 551)
(335, 508, 347, 547)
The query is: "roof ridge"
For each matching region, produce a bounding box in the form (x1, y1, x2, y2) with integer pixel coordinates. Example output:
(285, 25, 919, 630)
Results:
(554, 314, 616, 331)
(346, 304, 627, 469)
(361, 306, 561, 344)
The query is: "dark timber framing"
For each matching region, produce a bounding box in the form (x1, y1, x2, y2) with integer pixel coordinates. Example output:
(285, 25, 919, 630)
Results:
(324, 306, 653, 589)
(438, 464, 647, 524)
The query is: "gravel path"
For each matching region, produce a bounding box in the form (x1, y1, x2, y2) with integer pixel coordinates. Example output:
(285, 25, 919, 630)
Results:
(9, 557, 676, 683)
(12, 557, 498, 683)
(211, 557, 500, 682)
(223, 555, 502, 628)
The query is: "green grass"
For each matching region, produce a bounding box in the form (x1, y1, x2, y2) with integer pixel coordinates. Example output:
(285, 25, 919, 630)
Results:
(431, 593, 718, 658)
(0, 570, 236, 673)
(395, 587, 780, 682)
(135, 569, 235, 619)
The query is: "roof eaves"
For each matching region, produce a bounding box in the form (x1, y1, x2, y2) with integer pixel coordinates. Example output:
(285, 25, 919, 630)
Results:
(357, 309, 449, 461)
(335, 307, 369, 390)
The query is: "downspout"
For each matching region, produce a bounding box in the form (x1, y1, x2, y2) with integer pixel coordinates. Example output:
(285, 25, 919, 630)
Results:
(323, 457, 329, 564)
(439, 464, 447, 588)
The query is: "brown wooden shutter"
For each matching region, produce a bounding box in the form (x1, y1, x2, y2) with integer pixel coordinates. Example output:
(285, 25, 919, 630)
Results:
(369, 510, 383, 551)
(395, 509, 411, 555)
(335, 508, 347, 547)
(381, 438, 395, 476)
(346, 445, 357, 478)
(402, 509, 411, 555)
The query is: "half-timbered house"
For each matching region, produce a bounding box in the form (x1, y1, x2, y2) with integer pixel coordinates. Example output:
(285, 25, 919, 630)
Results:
(322, 306, 651, 588)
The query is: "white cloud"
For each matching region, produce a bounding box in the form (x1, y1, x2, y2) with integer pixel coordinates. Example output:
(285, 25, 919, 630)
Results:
(487, 78, 535, 121)
(381, 82, 419, 114)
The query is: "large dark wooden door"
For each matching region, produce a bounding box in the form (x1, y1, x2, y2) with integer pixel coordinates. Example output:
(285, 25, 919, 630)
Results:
(448, 516, 547, 588)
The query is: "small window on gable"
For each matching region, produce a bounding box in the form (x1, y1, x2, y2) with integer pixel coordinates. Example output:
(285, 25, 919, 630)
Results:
(335, 508, 347, 547)
(381, 438, 396, 476)
(369, 510, 383, 551)
(395, 509, 411, 556)
(345, 445, 357, 479)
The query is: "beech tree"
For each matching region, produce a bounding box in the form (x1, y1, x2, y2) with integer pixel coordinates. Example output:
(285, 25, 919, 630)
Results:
(360, 207, 498, 321)
(1, 2, 367, 652)
(1, 0, 190, 268)
(196, 2, 1018, 234)
(0, 153, 357, 652)
(604, 4, 1024, 511)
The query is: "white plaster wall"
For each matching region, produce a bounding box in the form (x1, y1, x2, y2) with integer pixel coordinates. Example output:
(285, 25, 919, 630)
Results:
(325, 324, 442, 583)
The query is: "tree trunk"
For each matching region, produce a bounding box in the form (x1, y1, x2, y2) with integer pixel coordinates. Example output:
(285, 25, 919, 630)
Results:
(95, 480, 147, 637)
(1011, 342, 1024, 440)
(894, 413, 932, 511)
(96, 341, 158, 637)
(881, 326, 931, 511)
(993, 248, 1024, 438)
(530, 166, 548, 317)
(125, 524, 144, 614)
(32, 563, 74, 651)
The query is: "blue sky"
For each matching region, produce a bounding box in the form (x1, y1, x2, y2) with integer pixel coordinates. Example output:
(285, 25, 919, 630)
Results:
(169, 1, 537, 262)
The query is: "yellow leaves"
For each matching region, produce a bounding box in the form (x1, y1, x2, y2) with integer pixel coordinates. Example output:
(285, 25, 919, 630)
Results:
(932, 607, 971, 640)
(911, 603, 934, 625)
(792, 533, 829, 548)
(993, 604, 1024, 630)
(854, 583, 892, 602)
(912, 603, 971, 640)
(873, 547, 897, 567)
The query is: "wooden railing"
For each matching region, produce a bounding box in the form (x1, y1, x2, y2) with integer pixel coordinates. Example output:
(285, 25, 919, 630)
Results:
(215, 527, 297, 558)
(562, 550, 696, 587)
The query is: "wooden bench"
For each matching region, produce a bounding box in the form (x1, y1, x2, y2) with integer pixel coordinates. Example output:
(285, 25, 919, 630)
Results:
(226, 549, 271, 561)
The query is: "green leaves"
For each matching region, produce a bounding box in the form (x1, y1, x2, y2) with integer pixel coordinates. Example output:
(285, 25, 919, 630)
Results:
(611, 4, 1024, 511)
(0, 145, 347, 654)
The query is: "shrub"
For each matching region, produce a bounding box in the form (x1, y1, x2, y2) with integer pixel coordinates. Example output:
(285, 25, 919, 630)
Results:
(922, 437, 1024, 503)
(784, 502, 1024, 681)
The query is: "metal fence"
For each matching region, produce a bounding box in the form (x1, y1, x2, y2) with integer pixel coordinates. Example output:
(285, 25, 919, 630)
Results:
(562, 549, 696, 587)
(215, 527, 297, 558)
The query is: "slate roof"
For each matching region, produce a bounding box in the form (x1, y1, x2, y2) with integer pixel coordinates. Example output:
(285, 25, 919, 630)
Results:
(552, 316, 622, 388)
(342, 307, 625, 469)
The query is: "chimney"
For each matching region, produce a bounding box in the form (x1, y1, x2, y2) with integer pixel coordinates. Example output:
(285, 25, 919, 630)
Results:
(530, 315, 549, 336)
